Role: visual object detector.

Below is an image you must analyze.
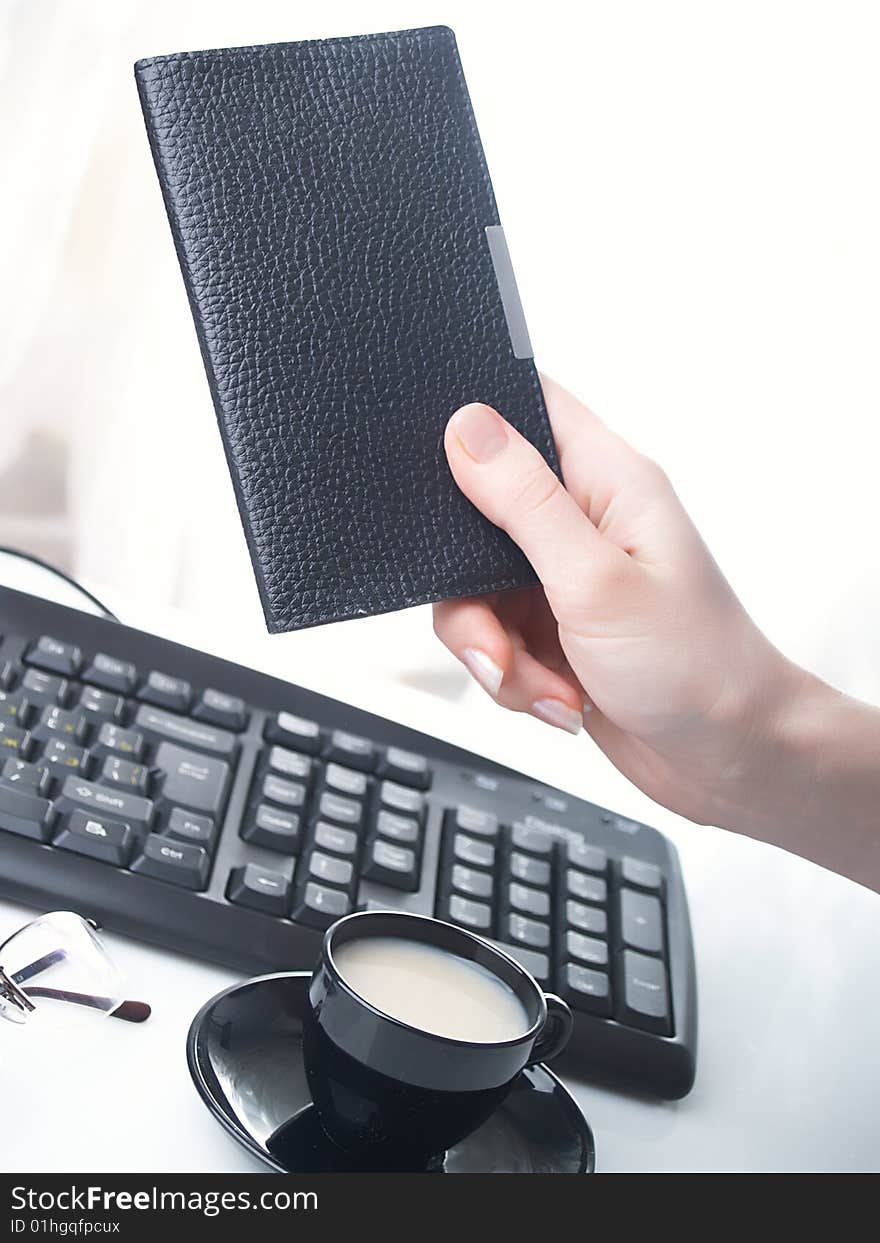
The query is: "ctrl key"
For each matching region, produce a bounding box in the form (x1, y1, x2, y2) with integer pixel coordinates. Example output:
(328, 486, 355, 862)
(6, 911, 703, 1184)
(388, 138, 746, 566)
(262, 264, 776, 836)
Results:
(228, 863, 292, 916)
(620, 950, 672, 1035)
(131, 834, 210, 891)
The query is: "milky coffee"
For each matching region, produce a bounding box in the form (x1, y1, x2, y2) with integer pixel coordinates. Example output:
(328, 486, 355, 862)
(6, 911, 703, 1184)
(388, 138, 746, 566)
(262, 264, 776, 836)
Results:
(333, 936, 530, 1043)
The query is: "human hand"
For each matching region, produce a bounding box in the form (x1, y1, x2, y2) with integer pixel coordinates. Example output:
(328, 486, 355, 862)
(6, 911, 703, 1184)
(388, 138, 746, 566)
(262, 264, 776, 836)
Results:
(433, 377, 803, 827)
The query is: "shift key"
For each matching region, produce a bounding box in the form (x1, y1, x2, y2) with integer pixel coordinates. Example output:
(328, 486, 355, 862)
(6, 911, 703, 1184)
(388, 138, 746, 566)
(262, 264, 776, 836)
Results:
(154, 742, 229, 816)
(57, 775, 153, 828)
(134, 706, 235, 757)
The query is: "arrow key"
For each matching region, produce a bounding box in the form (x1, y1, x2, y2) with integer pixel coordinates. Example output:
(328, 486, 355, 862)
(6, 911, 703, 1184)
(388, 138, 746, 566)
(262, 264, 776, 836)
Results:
(227, 863, 292, 916)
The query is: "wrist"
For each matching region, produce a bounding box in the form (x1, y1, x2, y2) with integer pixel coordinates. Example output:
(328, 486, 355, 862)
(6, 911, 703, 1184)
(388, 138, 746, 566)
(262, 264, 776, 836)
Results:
(696, 642, 818, 837)
(704, 651, 880, 889)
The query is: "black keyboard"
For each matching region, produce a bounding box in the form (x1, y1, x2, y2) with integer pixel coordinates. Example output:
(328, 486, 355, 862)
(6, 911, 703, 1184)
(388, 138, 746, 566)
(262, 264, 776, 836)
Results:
(0, 586, 696, 1098)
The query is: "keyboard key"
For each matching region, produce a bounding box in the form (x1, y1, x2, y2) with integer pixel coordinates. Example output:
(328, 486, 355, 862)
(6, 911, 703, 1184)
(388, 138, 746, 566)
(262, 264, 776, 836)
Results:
(135, 705, 235, 757)
(447, 805, 499, 838)
(621, 889, 664, 954)
(155, 742, 230, 816)
(78, 686, 124, 721)
(166, 807, 217, 850)
(510, 852, 551, 887)
(139, 671, 192, 713)
(509, 883, 550, 918)
(132, 834, 210, 890)
(265, 712, 321, 755)
(101, 756, 150, 793)
(31, 706, 88, 745)
(40, 738, 87, 773)
(451, 864, 493, 899)
(379, 746, 430, 789)
(1, 758, 51, 796)
(0, 690, 31, 726)
(0, 661, 13, 691)
(25, 636, 81, 677)
(448, 894, 492, 931)
(293, 882, 352, 929)
(375, 809, 419, 844)
(267, 746, 312, 781)
(318, 791, 362, 826)
(489, 941, 551, 988)
(326, 730, 375, 772)
(227, 863, 292, 915)
(307, 850, 354, 889)
(0, 783, 53, 841)
(565, 931, 608, 967)
(0, 720, 31, 755)
(324, 763, 368, 798)
(506, 914, 551, 950)
(453, 833, 494, 869)
(243, 804, 301, 854)
(567, 839, 607, 874)
(55, 810, 135, 867)
(92, 722, 144, 762)
(567, 870, 607, 905)
(262, 774, 307, 810)
(83, 652, 136, 693)
(621, 857, 663, 893)
(562, 963, 611, 1016)
(379, 781, 424, 821)
(363, 840, 419, 890)
(57, 775, 153, 828)
(620, 951, 671, 1035)
(511, 823, 554, 856)
(21, 669, 67, 707)
(194, 688, 247, 731)
(313, 821, 358, 857)
(565, 902, 606, 937)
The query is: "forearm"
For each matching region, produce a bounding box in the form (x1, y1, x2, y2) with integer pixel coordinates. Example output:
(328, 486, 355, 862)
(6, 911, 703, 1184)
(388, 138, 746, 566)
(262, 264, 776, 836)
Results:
(709, 665, 880, 892)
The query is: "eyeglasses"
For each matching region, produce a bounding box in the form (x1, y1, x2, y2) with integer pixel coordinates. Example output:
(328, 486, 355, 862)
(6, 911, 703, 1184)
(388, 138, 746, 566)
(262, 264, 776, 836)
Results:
(0, 911, 151, 1026)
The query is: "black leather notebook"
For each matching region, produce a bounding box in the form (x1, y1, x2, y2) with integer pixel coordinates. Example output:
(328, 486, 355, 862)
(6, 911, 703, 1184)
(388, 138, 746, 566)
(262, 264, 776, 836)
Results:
(135, 26, 558, 632)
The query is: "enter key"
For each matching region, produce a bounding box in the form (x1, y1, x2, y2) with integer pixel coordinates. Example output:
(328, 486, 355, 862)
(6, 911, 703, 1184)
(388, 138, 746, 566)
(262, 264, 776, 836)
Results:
(154, 742, 229, 816)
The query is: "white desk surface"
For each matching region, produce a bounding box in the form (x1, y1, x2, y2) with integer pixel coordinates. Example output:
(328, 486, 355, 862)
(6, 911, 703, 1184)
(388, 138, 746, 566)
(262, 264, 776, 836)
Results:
(1, 560, 878, 1173)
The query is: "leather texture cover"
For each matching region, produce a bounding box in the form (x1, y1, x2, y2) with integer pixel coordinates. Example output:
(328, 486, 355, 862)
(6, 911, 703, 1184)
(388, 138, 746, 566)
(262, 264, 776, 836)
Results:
(135, 26, 558, 632)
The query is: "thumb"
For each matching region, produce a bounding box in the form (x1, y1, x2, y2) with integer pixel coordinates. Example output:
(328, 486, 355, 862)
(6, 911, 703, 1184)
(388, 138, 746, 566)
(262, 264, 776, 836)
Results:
(445, 403, 619, 605)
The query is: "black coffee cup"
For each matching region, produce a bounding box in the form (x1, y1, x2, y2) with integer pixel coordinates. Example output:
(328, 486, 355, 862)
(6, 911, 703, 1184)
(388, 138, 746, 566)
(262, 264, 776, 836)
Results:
(303, 910, 573, 1169)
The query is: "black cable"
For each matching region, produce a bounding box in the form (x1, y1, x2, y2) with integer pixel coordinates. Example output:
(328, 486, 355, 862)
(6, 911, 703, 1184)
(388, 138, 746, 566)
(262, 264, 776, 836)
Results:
(0, 546, 119, 622)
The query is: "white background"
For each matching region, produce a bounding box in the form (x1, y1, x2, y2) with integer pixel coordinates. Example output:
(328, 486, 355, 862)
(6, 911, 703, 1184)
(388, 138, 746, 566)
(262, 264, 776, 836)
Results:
(0, 1, 879, 1173)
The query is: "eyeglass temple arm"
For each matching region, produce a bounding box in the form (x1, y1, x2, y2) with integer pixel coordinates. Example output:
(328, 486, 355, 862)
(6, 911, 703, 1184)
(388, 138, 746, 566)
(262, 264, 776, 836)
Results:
(10, 947, 66, 984)
(11, 949, 151, 1022)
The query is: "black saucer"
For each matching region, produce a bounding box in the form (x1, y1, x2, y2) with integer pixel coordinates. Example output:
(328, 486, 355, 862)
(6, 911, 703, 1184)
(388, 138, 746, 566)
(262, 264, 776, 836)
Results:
(187, 972, 595, 1173)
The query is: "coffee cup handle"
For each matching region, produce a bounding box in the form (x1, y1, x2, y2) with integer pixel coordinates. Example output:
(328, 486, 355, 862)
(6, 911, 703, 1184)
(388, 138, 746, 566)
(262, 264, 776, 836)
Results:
(528, 993, 574, 1065)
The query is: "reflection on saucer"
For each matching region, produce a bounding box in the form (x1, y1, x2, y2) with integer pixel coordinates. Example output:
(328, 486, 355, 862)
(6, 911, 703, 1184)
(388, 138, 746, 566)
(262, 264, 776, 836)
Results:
(187, 972, 595, 1174)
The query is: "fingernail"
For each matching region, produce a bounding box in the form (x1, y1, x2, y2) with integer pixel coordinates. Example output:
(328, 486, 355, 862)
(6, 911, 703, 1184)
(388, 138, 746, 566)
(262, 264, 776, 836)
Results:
(451, 403, 508, 463)
(462, 647, 503, 696)
(532, 698, 583, 735)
